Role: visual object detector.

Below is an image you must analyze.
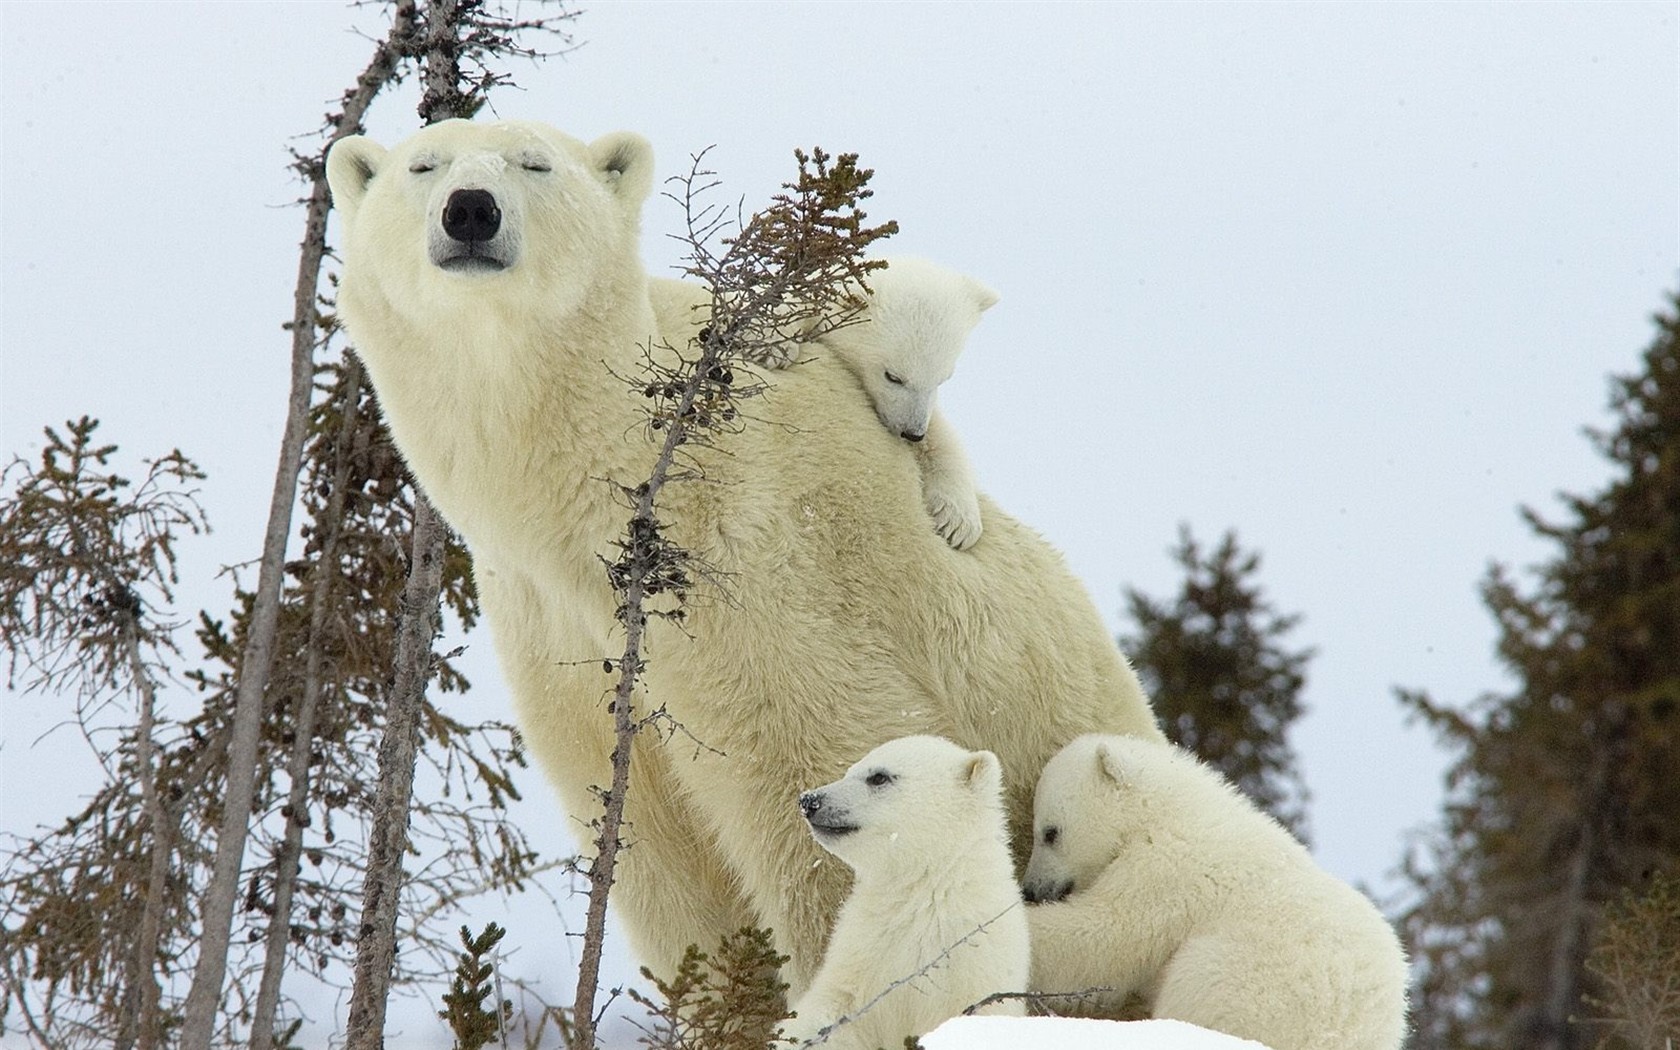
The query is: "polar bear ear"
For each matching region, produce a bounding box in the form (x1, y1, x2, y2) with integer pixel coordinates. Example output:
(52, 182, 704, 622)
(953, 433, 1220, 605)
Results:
(326, 135, 387, 226)
(965, 277, 1000, 314)
(1095, 742, 1131, 790)
(589, 131, 656, 207)
(963, 750, 1002, 794)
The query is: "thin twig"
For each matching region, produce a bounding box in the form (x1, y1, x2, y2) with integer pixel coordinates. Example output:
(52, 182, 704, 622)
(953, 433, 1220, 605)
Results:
(793, 902, 1023, 1049)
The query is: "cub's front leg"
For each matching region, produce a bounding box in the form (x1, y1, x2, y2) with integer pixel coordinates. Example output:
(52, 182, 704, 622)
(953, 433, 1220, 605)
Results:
(916, 408, 983, 550)
(1026, 894, 1163, 1019)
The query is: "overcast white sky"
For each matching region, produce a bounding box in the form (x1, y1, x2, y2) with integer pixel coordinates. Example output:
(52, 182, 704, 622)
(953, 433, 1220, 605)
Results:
(2, 1, 1676, 1043)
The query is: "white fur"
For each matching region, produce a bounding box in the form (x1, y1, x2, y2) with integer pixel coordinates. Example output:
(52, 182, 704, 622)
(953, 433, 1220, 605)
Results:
(817, 257, 996, 550)
(783, 736, 1028, 1050)
(326, 119, 1162, 993)
(1023, 736, 1409, 1050)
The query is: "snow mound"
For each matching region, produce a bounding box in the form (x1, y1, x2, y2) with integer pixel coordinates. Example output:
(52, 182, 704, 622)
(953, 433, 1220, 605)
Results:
(921, 1015, 1275, 1049)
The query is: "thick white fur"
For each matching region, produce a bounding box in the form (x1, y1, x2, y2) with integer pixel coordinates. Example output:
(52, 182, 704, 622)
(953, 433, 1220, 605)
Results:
(783, 736, 1029, 1049)
(1023, 736, 1409, 1050)
(816, 257, 997, 550)
(325, 119, 1162, 993)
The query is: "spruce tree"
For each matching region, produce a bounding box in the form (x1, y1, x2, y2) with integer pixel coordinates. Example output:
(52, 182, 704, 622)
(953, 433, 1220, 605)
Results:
(1120, 526, 1313, 842)
(1399, 292, 1680, 1050)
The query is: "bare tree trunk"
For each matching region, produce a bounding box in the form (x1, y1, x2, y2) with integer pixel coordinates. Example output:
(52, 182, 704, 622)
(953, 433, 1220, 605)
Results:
(177, 206, 319, 1047)
(568, 321, 746, 1049)
(120, 619, 170, 1050)
(343, 495, 447, 1050)
(342, 8, 470, 1045)
(569, 587, 646, 1050)
(418, 0, 468, 125)
(177, 9, 419, 1047)
(248, 362, 365, 1048)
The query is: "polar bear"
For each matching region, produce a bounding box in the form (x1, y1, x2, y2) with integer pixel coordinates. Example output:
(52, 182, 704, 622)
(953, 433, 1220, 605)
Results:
(781, 736, 1029, 1050)
(812, 257, 996, 551)
(1022, 736, 1409, 1050)
(325, 119, 1163, 994)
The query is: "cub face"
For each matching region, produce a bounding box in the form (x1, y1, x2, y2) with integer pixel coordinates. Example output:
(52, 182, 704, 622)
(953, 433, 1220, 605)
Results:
(325, 119, 654, 322)
(796, 735, 1004, 874)
(1022, 734, 1140, 904)
(822, 258, 998, 441)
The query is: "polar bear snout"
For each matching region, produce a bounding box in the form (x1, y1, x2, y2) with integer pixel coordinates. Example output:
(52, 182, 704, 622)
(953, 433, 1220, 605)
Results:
(1021, 875, 1075, 904)
(798, 791, 823, 819)
(431, 188, 518, 273)
(798, 790, 858, 837)
(443, 189, 502, 243)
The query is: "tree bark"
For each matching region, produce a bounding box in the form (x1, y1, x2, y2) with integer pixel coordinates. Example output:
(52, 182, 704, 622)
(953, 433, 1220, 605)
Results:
(569, 324, 738, 1050)
(120, 618, 170, 1050)
(341, 6, 466, 1047)
(248, 361, 365, 1048)
(343, 494, 447, 1050)
(177, 9, 419, 1046)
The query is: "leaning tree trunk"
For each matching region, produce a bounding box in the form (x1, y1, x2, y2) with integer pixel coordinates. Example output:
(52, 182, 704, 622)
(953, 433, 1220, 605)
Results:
(176, 8, 422, 1047)
(247, 362, 366, 1048)
(342, 495, 447, 1050)
(342, 4, 468, 1046)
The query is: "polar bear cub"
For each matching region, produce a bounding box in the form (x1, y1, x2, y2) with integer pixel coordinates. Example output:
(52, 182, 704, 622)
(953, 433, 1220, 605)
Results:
(1023, 736, 1408, 1050)
(783, 735, 1029, 1050)
(815, 257, 997, 551)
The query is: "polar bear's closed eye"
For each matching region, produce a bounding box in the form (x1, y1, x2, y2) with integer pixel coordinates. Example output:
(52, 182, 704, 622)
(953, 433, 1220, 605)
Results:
(809, 258, 996, 551)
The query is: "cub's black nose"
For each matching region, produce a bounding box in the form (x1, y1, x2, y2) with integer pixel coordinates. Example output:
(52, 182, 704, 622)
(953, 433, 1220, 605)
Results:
(798, 792, 824, 819)
(442, 188, 501, 243)
(1022, 878, 1074, 904)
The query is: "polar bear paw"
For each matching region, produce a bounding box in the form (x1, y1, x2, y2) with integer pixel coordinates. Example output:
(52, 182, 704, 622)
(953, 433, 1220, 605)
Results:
(925, 482, 983, 551)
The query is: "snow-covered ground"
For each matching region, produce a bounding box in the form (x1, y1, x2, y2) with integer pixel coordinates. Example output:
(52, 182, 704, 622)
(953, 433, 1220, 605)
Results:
(923, 1016, 1272, 1049)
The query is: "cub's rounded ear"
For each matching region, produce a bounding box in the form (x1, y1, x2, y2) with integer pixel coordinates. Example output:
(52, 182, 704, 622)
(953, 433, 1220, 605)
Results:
(1095, 741, 1130, 789)
(589, 131, 655, 206)
(964, 750, 1003, 793)
(326, 136, 388, 225)
(966, 277, 1001, 314)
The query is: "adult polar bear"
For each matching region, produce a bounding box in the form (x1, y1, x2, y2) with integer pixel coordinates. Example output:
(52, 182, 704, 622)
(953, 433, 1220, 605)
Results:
(326, 118, 1162, 992)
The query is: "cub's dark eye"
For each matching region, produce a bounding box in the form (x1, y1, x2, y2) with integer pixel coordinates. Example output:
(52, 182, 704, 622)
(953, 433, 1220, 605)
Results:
(1042, 826, 1060, 846)
(865, 770, 893, 788)
(409, 160, 437, 174)
(521, 157, 552, 172)
(884, 371, 905, 386)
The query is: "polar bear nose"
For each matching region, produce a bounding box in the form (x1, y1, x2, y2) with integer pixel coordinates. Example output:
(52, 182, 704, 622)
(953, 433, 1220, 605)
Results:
(1022, 877, 1074, 904)
(442, 188, 502, 243)
(798, 791, 825, 819)
(901, 429, 926, 442)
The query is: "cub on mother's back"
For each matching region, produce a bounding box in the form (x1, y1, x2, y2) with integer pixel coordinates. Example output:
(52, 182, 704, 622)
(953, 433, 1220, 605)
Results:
(815, 257, 997, 551)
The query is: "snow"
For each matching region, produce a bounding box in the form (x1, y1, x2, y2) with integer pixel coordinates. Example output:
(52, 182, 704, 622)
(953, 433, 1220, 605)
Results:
(921, 1016, 1274, 1050)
